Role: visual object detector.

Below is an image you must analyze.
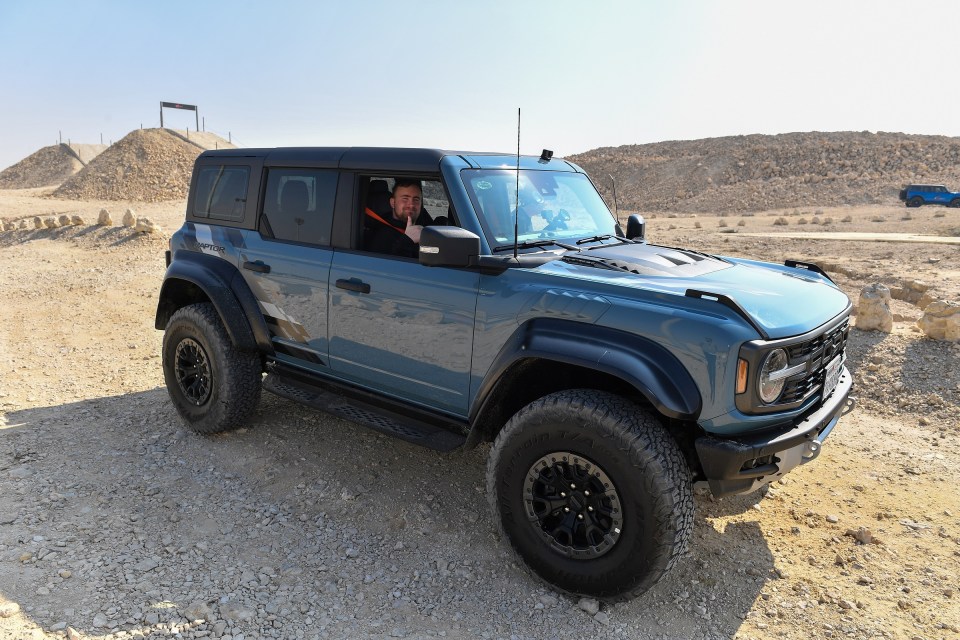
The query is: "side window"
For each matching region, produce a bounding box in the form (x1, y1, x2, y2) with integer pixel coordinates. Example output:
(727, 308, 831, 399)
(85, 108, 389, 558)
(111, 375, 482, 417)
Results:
(193, 165, 250, 221)
(259, 168, 337, 246)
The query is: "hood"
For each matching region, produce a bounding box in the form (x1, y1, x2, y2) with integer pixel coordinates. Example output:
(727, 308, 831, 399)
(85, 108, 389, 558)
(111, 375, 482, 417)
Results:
(556, 243, 850, 339)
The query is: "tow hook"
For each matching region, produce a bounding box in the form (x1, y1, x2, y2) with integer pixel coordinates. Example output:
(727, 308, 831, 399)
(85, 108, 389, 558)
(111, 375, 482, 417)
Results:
(842, 396, 857, 416)
(802, 439, 821, 461)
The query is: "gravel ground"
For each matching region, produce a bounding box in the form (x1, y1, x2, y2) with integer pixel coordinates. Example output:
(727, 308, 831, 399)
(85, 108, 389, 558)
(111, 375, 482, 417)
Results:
(1, 193, 958, 640)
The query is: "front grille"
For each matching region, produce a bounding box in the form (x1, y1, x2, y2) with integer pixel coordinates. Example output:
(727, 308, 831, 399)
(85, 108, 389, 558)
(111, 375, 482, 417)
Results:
(780, 318, 849, 404)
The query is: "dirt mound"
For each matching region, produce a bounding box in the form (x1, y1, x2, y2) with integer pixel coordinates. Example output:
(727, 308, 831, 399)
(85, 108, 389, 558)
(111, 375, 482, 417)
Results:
(0, 144, 85, 189)
(52, 128, 205, 202)
(570, 131, 960, 213)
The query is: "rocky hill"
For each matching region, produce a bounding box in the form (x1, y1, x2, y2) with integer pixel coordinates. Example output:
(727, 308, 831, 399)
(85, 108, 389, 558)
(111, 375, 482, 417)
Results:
(52, 129, 212, 202)
(0, 144, 88, 189)
(569, 131, 960, 213)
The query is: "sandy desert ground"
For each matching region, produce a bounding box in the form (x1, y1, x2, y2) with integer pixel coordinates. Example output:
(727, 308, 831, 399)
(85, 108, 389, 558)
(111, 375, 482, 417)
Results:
(1, 189, 958, 640)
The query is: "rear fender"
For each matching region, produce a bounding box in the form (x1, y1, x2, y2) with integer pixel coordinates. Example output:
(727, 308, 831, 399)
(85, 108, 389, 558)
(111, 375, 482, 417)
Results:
(155, 251, 272, 354)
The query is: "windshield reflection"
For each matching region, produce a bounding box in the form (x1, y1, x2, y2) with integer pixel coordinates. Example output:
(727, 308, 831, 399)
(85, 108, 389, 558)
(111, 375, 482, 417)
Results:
(461, 169, 617, 249)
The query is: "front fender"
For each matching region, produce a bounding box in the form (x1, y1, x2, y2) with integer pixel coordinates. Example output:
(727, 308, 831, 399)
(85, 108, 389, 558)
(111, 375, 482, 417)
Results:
(471, 318, 702, 423)
(155, 251, 273, 354)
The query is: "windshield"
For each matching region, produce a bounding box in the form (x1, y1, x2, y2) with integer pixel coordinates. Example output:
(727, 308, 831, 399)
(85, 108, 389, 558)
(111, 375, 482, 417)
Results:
(461, 169, 617, 249)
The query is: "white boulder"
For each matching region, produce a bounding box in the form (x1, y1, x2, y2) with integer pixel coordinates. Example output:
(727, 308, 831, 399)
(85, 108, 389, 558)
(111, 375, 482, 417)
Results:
(856, 283, 893, 333)
(135, 217, 161, 234)
(918, 300, 960, 342)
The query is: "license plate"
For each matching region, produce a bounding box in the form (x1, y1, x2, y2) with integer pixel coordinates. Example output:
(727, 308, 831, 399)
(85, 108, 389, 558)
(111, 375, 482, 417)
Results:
(823, 355, 843, 399)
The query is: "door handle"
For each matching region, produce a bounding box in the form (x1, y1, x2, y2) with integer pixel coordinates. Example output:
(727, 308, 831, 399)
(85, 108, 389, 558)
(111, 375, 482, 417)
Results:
(335, 278, 371, 294)
(243, 260, 271, 274)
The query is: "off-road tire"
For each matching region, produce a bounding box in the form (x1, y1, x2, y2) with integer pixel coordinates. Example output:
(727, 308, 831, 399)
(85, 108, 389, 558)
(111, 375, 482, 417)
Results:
(162, 303, 261, 434)
(486, 389, 693, 601)
(950, 198, 960, 208)
(908, 196, 924, 208)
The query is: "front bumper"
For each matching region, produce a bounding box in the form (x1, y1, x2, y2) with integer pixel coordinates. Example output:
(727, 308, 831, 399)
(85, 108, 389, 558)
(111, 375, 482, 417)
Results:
(694, 366, 854, 497)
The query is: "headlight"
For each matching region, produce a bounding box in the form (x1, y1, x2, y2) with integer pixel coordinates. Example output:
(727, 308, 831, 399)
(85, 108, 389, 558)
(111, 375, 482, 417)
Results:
(758, 349, 789, 404)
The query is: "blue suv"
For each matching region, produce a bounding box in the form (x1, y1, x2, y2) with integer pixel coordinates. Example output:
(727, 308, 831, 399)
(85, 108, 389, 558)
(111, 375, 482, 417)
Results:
(156, 147, 854, 600)
(899, 184, 960, 207)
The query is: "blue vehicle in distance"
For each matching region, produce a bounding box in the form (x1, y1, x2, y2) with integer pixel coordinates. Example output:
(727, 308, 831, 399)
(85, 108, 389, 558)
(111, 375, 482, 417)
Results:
(899, 183, 960, 207)
(156, 147, 854, 601)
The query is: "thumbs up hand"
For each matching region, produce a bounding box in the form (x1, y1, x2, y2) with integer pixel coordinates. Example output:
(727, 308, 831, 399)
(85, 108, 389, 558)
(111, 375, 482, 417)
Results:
(404, 213, 423, 244)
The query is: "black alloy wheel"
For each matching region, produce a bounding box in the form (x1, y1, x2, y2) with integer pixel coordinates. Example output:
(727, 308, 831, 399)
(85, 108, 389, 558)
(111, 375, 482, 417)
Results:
(174, 337, 212, 406)
(523, 451, 624, 559)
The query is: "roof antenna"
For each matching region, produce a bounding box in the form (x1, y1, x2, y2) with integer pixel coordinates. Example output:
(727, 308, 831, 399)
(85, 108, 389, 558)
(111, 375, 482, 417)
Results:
(514, 107, 520, 260)
(609, 174, 619, 219)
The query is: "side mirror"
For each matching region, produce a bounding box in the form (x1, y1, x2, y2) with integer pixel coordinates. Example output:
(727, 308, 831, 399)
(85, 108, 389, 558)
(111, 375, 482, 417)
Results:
(419, 226, 481, 268)
(626, 214, 645, 241)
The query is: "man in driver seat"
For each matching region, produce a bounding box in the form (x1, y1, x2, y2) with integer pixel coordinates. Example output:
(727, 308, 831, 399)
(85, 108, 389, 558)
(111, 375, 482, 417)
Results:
(364, 178, 434, 258)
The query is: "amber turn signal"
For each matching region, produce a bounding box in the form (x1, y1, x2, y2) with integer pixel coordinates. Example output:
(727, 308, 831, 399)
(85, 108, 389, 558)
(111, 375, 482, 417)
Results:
(736, 358, 748, 395)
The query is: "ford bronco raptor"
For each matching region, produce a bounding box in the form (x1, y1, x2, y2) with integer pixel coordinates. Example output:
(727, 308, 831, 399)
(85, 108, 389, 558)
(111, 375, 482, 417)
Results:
(899, 184, 960, 207)
(156, 147, 854, 600)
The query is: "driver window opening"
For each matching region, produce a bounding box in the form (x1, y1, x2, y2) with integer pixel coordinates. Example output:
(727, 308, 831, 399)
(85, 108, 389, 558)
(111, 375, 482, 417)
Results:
(359, 176, 454, 256)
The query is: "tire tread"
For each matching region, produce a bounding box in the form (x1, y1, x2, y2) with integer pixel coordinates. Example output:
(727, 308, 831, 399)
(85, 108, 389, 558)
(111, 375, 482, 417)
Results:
(162, 303, 261, 434)
(486, 389, 693, 601)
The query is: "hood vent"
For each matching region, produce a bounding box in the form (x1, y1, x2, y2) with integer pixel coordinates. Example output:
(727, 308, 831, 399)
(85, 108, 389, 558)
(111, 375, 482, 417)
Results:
(562, 244, 731, 278)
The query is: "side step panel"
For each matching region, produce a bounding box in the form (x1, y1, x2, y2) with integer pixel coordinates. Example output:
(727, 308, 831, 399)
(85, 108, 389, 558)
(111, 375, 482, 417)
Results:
(262, 373, 466, 452)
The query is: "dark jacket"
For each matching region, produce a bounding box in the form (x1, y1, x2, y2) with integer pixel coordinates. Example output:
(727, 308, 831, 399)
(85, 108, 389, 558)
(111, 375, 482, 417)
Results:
(364, 209, 434, 258)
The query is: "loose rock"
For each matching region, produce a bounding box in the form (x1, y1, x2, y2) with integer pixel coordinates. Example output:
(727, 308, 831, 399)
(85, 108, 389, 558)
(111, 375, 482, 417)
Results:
(856, 283, 893, 333)
(135, 217, 161, 234)
(918, 300, 960, 342)
(578, 597, 600, 615)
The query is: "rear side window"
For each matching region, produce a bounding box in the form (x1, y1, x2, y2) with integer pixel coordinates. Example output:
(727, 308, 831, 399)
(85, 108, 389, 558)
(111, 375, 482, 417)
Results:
(192, 165, 250, 221)
(260, 168, 338, 246)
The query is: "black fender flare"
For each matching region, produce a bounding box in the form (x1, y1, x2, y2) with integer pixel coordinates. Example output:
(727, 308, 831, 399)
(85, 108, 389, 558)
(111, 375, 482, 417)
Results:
(155, 251, 273, 354)
(469, 318, 702, 440)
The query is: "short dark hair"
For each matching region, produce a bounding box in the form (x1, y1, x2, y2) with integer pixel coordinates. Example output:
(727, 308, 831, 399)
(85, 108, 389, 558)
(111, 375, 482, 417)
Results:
(393, 178, 422, 194)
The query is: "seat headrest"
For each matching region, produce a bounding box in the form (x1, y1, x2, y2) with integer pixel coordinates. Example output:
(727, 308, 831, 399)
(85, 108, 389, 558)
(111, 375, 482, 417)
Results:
(280, 180, 309, 214)
(367, 179, 393, 216)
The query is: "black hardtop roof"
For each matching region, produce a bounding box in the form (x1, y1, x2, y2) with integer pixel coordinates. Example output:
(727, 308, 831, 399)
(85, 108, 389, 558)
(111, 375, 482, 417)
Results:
(198, 146, 509, 172)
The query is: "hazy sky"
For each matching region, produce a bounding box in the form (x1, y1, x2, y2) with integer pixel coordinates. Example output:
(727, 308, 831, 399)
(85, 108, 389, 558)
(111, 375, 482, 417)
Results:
(1, 0, 958, 171)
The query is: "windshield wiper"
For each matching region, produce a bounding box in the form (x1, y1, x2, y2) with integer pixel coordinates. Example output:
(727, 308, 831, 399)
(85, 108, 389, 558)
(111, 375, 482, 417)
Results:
(493, 239, 580, 253)
(577, 234, 640, 247)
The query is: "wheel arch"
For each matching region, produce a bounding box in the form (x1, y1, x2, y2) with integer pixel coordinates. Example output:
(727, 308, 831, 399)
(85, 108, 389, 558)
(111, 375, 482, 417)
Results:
(466, 318, 702, 447)
(156, 252, 272, 354)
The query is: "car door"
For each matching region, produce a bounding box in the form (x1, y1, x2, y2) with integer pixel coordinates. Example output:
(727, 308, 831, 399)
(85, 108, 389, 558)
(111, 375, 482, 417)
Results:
(327, 253, 479, 416)
(327, 179, 478, 416)
(236, 167, 338, 370)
